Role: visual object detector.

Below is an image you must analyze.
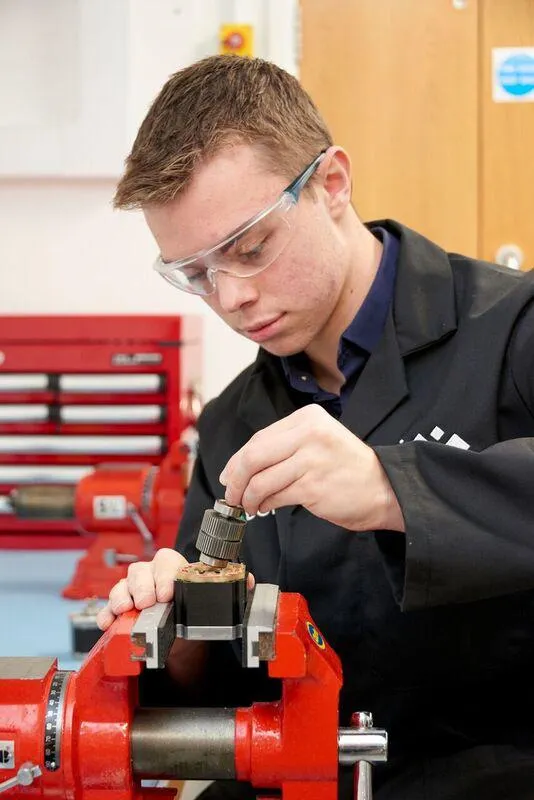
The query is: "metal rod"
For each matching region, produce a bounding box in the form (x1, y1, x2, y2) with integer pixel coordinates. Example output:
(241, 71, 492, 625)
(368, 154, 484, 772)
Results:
(338, 729, 388, 764)
(355, 761, 372, 800)
(132, 708, 236, 780)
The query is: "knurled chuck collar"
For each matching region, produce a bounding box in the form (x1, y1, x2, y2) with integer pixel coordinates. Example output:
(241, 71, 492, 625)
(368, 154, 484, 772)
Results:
(196, 499, 247, 568)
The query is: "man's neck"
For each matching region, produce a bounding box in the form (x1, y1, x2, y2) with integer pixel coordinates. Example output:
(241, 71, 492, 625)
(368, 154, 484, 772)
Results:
(305, 225, 383, 394)
(311, 357, 346, 396)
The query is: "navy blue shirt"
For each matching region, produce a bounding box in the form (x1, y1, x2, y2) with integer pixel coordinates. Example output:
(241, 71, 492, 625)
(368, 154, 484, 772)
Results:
(281, 226, 399, 418)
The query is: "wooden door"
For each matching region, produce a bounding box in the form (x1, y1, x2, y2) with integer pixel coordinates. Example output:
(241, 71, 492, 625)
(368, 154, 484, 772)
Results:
(480, 0, 534, 270)
(300, 0, 479, 256)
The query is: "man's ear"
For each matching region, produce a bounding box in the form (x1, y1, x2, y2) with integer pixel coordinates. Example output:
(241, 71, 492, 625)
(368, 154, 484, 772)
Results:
(320, 147, 352, 220)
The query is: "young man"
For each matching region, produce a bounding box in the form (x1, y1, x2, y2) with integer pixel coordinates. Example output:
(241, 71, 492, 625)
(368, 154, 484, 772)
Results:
(98, 55, 534, 799)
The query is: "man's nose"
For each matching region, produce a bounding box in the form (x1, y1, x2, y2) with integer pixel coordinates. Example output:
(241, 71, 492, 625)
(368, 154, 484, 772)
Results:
(213, 270, 259, 313)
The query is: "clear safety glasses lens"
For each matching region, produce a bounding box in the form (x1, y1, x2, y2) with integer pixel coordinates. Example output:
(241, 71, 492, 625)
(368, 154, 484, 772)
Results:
(155, 194, 297, 296)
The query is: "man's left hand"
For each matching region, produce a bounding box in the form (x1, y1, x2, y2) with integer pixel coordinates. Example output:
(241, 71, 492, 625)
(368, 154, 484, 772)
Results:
(219, 405, 405, 532)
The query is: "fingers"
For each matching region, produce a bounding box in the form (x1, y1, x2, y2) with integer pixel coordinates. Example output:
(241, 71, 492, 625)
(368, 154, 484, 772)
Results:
(256, 476, 309, 516)
(153, 548, 188, 602)
(96, 560, 258, 632)
(96, 575, 138, 631)
(220, 406, 331, 507)
(96, 603, 116, 631)
(221, 428, 302, 506)
(240, 457, 301, 516)
(96, 548, 187, 630)
(126, 561, 159, 608)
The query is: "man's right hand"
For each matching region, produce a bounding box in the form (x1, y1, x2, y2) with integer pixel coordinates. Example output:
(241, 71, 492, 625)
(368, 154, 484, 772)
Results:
(96, 548, 186, 631)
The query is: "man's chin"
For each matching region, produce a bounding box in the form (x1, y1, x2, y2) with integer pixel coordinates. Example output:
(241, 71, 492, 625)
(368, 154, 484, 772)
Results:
(257, 337, 308, 358)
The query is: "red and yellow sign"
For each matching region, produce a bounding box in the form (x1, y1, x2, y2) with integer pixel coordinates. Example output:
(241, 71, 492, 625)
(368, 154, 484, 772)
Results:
(219, 24, 254, 58)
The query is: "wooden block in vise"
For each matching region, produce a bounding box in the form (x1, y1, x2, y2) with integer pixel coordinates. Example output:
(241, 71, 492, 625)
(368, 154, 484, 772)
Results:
(176, 562, 246, 583)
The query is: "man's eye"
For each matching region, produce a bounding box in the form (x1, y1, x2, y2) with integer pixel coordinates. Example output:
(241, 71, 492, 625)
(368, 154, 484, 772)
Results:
(237, 240, 267, 262)
(182, 266, 206, 282)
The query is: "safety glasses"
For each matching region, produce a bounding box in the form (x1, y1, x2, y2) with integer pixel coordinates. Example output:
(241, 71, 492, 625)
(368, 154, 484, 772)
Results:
(153, 151, 326, 296)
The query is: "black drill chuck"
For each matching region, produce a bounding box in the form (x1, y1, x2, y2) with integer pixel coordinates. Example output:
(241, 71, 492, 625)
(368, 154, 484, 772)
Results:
(195, 500, 247, 568)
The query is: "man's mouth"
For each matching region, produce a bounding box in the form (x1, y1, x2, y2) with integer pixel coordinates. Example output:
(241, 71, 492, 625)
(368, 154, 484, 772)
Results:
(241, 314, 285, 342)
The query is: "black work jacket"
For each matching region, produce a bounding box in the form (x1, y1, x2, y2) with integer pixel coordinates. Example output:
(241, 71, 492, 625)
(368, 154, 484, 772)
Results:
(176, 221, 534, 792)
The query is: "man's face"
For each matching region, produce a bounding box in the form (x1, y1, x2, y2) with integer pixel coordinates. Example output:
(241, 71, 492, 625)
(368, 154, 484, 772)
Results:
(144, 145, 350, 357)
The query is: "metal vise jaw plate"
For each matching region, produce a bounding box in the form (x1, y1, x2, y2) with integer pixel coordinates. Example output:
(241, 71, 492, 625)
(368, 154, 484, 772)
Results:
(242, 584, 279, 668)
(131, 602, 175, 669)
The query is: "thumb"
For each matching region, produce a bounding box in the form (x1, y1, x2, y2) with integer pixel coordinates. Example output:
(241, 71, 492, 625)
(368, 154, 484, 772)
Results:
(152, 548, 189, 602)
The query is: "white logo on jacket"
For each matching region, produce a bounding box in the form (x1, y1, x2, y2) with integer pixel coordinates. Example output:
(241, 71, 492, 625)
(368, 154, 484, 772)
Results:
(400, 425, 470, 450)
(245, 509, 276, 521)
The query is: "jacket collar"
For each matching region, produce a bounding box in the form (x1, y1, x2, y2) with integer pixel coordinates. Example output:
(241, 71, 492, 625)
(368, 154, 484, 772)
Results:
(236, 220, 457, 438)
(383, 219, 457, 355)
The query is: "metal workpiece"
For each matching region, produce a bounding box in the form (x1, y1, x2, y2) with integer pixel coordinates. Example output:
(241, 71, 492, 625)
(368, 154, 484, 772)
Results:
(174, 570, 247, 640)
(132, 708, 236, 780)
(242, 583, 279, 668)
(196, 500, 247, 568)
(131, 602, 175, 669)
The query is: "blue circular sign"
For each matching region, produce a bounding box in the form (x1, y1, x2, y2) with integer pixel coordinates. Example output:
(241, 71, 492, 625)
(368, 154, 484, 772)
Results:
(306, 621, 326, 649)
(498, 53, 534, 97)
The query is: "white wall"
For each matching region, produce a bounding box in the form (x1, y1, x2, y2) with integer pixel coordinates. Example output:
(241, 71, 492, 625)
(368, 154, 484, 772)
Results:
(0, 0, 299, 401)
(0, 178, 257, 401)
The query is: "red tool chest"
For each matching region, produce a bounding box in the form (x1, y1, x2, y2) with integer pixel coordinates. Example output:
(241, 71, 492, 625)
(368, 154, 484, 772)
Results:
(0, 315, 201, 549)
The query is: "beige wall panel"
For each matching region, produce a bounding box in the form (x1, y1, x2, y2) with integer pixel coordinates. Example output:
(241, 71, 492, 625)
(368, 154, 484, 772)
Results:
(300, 0, 479, 256)
(480, 0, 534, 270)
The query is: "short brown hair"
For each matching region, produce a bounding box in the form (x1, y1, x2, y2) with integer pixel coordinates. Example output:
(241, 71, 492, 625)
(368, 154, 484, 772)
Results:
(113, 55, 333, 209)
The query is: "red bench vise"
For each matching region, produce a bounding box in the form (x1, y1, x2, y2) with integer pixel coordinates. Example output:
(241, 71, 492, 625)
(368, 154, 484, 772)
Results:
(0, 584, 387, 799)
(0, 501, 387, 798)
